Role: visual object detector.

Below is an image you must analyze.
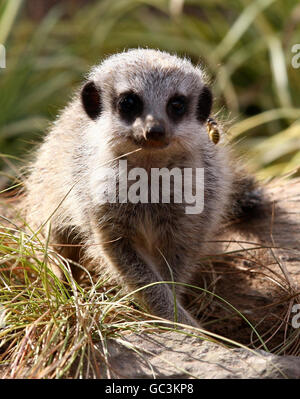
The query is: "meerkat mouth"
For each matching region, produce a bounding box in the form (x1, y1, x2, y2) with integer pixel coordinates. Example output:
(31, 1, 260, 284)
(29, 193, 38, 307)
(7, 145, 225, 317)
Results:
(132, 137, 170, 150)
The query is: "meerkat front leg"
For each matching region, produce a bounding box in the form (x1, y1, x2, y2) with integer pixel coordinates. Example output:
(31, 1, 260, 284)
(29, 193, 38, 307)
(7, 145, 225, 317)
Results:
(98, 232, 199, 327)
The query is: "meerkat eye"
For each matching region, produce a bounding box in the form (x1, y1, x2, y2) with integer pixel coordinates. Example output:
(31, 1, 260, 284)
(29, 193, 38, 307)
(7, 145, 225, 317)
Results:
(167, 95, 187, 120)
(117, 92, 143, 122)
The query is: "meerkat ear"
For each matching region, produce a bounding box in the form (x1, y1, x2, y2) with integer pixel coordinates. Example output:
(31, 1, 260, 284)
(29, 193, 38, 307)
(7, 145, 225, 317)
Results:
(197, 85, 212, 122)
(81, 81, 102, 120)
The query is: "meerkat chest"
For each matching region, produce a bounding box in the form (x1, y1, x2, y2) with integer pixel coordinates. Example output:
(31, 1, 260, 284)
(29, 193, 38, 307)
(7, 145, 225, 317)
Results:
(130, 203, 182, 260)
(132, 208, 158, 257)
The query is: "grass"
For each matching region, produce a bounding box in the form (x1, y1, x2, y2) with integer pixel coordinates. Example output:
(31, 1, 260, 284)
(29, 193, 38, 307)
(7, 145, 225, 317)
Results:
(0, 204, 155, 378)
(0, 195, 299, 378)
(0, 0, 300, 379)
(0, 0, 300, 179)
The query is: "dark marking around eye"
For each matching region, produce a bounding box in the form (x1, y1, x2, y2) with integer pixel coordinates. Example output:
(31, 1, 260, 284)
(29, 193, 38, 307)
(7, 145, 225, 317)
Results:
(117, 92, 143, 123)
(167, 95, 188, 122)
(197, 85, 212, 122)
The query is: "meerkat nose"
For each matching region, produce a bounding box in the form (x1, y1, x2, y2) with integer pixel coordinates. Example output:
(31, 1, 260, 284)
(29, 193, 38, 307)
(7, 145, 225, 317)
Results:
(144, 123, 166, 141)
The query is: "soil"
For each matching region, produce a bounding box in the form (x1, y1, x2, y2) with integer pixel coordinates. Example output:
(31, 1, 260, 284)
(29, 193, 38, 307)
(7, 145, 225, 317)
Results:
(187, 178, 300, 354)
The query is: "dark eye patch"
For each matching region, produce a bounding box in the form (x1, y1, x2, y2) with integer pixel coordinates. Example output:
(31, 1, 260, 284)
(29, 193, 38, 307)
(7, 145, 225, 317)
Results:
(117, 92, 143, 123)
(167, 95, 188, 121)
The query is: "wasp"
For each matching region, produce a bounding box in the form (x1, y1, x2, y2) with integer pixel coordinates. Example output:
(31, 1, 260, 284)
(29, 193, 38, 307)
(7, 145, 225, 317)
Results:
(206, 117, 220, 145)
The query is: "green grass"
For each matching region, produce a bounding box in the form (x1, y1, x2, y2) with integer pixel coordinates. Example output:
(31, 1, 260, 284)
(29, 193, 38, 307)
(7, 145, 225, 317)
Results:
(0, 0, 300, 178)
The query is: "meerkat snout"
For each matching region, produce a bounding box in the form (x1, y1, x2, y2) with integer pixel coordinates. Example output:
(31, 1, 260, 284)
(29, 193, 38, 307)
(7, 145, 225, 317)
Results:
(144, 122, 166, 141)
(143, 118, 168, 148)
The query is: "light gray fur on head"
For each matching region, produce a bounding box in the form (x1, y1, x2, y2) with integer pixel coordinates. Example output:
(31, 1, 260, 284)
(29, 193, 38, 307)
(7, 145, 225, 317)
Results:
(90, 48, 204, 92)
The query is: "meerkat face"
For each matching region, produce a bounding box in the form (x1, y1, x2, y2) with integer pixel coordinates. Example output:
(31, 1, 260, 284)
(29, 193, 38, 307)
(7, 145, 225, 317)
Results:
(80, 49, 213, 156)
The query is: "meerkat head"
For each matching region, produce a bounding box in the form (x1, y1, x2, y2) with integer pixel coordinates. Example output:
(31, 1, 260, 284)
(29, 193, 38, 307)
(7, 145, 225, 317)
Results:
(80, 49, 213, 158)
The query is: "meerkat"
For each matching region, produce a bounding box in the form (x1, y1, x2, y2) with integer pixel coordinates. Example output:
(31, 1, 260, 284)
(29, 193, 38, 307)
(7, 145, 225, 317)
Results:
(21, 49, 261, 327)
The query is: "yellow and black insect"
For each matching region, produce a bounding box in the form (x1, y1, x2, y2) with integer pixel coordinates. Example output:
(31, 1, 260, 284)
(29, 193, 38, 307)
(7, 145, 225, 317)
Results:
(206, 117, 220, 145)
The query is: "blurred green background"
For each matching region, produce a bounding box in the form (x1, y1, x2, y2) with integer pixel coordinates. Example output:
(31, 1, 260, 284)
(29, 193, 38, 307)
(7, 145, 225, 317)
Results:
(0, 0, 300, 186)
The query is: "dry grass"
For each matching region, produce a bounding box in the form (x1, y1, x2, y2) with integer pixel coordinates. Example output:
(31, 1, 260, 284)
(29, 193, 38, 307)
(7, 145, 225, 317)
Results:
(0, 190, 299, 379)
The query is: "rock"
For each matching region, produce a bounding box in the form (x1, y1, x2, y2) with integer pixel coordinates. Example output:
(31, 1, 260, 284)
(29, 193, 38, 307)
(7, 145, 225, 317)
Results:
(96, 331, 300, 379)
(98, 180, 300, 379)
